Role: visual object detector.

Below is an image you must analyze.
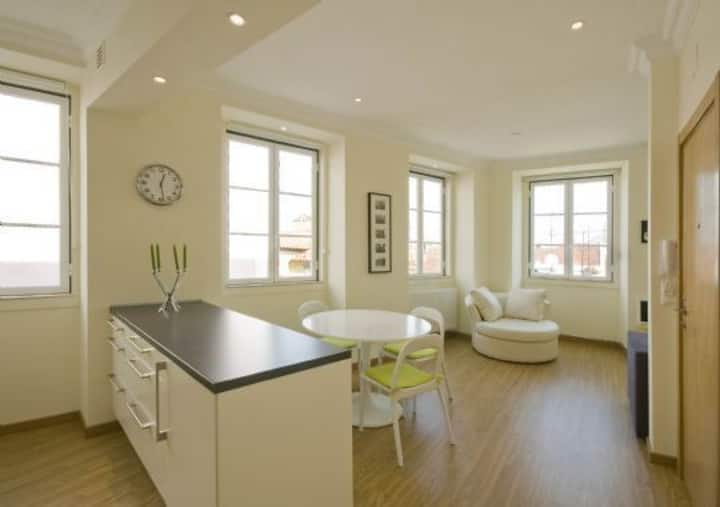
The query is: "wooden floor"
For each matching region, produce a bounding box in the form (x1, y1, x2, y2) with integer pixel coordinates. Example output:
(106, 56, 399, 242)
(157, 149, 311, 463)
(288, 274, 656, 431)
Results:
(0, 337, 690, 507)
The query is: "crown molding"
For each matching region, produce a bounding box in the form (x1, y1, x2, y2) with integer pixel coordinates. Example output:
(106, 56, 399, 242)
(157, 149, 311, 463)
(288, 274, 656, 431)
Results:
(0, 17, 84, 67)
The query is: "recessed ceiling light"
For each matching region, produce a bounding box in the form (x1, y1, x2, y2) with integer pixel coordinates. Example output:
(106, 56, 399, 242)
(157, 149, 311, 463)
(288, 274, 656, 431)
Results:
(571, 20, 584, 31)
(152, 75, 167, 84)
(354, 97, 363, 103)
(228, 13, 246, 26)
(511, 131, 522, 136)
(280, 126, 288, 131)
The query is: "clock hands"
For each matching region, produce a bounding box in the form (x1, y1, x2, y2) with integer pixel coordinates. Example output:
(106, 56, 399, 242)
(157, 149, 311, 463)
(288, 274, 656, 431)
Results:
(159, 174, 166, 200)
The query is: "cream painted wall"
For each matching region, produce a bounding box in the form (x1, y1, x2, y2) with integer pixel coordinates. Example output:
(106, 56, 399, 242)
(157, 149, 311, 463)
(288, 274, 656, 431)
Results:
(678, 0, 720, 130)
(487, 145, 648, 344)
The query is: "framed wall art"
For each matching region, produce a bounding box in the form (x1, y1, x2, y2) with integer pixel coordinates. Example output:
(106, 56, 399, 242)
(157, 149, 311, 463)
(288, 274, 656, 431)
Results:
(368, 192, 392, 273)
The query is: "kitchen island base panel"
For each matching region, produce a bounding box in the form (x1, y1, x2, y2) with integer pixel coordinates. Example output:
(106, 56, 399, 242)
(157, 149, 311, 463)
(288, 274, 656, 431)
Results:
(218, 359, 353, 507)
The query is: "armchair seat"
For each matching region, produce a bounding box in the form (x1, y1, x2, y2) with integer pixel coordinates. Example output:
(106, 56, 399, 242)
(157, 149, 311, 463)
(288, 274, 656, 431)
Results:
(466, 290, 559, 364)
(475, 318, 559, 343)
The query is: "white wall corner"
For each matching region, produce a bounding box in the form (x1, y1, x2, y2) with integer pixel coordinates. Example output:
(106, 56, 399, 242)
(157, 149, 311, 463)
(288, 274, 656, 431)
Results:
(662, 0, 699, 51)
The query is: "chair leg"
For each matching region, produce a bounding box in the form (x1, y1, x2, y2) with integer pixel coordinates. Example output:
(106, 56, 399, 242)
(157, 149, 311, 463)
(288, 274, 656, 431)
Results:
(392, 416, 404, 467)
(359, 378, 366, 431)
(441, 358, 453, 401)
(437, 387, 456, 445)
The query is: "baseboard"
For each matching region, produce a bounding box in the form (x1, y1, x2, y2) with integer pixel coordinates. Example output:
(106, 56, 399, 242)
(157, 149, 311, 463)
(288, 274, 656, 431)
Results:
(0, 411, 80, 436)
(84, 420, 121, 438)
(649, 451, 678, 467)
(447, 330, 470, 340)
(560, 334, 625, 351)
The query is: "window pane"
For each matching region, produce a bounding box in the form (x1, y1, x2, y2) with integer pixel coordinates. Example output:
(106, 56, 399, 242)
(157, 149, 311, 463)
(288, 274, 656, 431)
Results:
(532, 245, 565, 276)
(573, 213, 607, 245)
(228, 140, 269, 189)
(0, 160, 60, 225)
(422, 179, 442, 212)
(573, 246, 607, 278)
(279, 236, 313, 278)
(409, 177, 418, 209)
(229, 235, 268, 279)
(533, 215, 564, 245)
(0, 226, 61, 288)
(533, 183, 564, 214)
(279, 150, 313, 195)
(422, 243, 443, 274)
(408, 210, 417, 241)
(229, 189, 268, 234)
(423, 212, 442, 242)
(573, 180, 608, 213)
(279, 195, 312, 235)
(0, 93, 60, 164)
(408, 241, 418, 275)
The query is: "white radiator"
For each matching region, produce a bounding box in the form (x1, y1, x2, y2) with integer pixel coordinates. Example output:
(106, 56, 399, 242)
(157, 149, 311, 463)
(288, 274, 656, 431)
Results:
(409, 288, 458, 330)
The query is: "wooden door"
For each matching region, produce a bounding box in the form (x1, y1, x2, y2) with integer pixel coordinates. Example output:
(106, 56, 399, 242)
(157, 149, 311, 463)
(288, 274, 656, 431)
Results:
(679, 74, 720, 507)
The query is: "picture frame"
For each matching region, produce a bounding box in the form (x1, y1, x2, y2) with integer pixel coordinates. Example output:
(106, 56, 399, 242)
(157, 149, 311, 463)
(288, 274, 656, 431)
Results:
(368, 192, 392, 273)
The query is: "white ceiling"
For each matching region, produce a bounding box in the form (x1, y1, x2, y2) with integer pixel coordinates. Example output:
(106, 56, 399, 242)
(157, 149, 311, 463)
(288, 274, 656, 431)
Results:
(0, 0, 130, 65)
(219, 0, 666, 160)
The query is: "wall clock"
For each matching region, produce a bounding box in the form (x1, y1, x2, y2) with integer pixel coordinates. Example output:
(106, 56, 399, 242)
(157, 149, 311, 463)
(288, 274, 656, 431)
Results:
(136, 164, 183, 206)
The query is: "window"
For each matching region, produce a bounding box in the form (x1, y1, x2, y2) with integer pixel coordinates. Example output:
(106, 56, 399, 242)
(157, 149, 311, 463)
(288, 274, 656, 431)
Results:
(528, 174, 613, 281)
(409, 171, 446, 276)
(0, 83, 70, 296)
(226, 131, 319, 285)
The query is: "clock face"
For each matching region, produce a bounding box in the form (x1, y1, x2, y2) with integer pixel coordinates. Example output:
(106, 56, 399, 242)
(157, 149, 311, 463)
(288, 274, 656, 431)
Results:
(136, 164, 183, 206)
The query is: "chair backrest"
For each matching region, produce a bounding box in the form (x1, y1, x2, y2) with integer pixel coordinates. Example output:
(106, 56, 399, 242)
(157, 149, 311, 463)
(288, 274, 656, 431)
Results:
(410, 306, 444, 338)
(297, 300, 329, 322)
(391, 334, 444, 388)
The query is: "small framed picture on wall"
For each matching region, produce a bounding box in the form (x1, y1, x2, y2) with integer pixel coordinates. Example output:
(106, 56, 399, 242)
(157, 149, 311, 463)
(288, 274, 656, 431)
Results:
(368, 192, 392, 273)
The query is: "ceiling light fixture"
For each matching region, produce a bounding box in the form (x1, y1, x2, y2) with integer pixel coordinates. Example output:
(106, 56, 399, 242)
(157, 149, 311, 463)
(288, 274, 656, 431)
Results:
(571, 20, 584, 31)
(354, 97, 363, 103)
(228, 13, 246, 26)
(280, 126, 288, 131)
(153, 75, 167, 84)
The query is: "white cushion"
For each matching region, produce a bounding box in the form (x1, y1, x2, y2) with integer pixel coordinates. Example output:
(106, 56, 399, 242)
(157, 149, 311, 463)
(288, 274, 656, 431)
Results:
(470, 287, 503, 321)
(475, 318, 559, 343)
(505, 288, 546, 321)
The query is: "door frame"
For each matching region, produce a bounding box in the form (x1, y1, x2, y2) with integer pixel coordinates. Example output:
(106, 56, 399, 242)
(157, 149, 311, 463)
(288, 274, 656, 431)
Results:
(677, 71, 720, 482)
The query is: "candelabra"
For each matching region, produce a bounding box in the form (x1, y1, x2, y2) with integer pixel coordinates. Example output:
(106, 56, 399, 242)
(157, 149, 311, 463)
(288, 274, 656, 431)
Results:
(150, 243, 187, 313)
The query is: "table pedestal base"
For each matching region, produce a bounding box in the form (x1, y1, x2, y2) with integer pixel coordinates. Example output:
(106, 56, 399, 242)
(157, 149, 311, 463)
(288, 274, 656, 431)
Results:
(351, 392, 403, 428)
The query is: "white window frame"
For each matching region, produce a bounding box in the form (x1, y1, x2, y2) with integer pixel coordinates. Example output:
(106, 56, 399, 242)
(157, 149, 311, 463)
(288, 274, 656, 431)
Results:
(0, 82, 71, 297)
(225, 130, 319, 286)
(527, 174, 614, 283)
(409, 169, 447, 278)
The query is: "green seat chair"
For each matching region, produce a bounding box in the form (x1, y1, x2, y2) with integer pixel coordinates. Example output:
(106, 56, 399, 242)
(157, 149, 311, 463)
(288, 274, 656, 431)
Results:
(381, 306, 453, 402)
(297, 300, 357, 351)
(360, 334, 456, 466)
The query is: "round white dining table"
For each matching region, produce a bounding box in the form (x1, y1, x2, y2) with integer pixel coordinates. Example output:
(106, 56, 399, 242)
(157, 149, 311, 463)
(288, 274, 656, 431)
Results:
(302, 309, 432, 428)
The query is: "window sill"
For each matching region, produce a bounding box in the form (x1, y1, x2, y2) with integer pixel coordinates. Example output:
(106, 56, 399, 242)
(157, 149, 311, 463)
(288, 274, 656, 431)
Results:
(409, 275, 455, 286)
(0, 292, 79, 312)
(524, 277, 618, 290)
(223, 281, 326, 296)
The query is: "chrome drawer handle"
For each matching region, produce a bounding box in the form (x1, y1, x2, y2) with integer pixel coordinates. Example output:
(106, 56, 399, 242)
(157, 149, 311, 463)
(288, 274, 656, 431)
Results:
(126, 401, 154, 430)
(127, 357, 154, 379)
(107, 337, 124, 352)
(155, 361, 169, 442)
(108, 374, 125, 393)
(127, 335, 153, 354)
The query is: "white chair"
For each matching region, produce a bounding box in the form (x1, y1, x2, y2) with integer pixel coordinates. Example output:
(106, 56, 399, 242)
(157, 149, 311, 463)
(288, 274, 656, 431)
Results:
(297, 300, 357, 350)
(381, 306, 453, 402)
(360, 334, 456, 467)
(465, 292, 559, 363)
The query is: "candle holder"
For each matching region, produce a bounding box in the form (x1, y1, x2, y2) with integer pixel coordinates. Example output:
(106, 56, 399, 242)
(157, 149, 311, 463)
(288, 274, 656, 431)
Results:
(150, 243, 187, 313)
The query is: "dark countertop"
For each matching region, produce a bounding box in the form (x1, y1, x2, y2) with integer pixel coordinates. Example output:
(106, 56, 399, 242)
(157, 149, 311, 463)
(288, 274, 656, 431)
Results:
(110, 301, 350, 394)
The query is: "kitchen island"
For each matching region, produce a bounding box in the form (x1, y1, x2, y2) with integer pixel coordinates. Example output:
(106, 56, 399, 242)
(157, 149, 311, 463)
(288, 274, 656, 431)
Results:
(108, 301, 352, 507)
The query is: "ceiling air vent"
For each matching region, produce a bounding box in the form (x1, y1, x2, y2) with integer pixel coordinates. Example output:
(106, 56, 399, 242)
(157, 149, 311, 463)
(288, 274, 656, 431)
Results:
(96, 41, 106, 70)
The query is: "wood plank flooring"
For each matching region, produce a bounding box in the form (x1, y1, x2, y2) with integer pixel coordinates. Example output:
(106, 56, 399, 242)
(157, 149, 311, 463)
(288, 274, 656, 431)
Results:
(0, 337, 689, 507)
